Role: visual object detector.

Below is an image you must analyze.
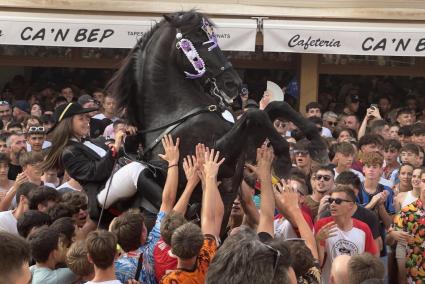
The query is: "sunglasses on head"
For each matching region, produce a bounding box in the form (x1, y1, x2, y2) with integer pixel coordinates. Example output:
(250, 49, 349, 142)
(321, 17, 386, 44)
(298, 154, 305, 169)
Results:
(28, 126, 45, 133)
(316, 175, 332, 181)
(0, 101, 9, 106)
(328, 197, 353, 205)
(262, 243, 281, 280)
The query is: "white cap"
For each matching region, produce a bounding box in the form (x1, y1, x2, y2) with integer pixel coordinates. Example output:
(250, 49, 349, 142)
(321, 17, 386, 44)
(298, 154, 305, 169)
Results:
(266, 81, 284, 102)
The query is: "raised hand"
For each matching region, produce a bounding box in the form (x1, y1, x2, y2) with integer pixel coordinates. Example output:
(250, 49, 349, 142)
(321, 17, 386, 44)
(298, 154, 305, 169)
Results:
(203, 148, 225, 179)
(256, 143, 275, 179)
(195, 143, 206, 169)
(274, 182, 300, 211)
(14, 172, 29, 188)
(158, 134, 180, 165)
(114, 129, 126, 150)
(316, 221, 338, 243)
(183, 155, 200, 186)
(195, 143, 207, 186)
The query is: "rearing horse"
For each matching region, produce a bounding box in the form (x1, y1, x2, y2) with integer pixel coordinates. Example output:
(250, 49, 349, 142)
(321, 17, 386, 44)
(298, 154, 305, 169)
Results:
(107, 11, 328, 227)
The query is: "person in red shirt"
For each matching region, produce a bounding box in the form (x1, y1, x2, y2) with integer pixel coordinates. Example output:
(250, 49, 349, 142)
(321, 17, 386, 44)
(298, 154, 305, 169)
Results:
(315, 185, 378, 283)
(154, 149, 203, 282)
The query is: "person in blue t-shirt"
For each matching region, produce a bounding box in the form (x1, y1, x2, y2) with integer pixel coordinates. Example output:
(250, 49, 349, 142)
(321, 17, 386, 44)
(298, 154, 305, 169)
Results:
(111, 134, 180, 284)
(358, 152, 395, 258)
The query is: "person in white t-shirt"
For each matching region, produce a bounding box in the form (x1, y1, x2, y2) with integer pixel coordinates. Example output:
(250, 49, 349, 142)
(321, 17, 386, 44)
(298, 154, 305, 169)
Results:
(315, 185, 378, 283)
(333, 142, 364, 182)
(92, 95, 119, 123)
(0, 153, 15, 202)
(0, 181, 34, 234)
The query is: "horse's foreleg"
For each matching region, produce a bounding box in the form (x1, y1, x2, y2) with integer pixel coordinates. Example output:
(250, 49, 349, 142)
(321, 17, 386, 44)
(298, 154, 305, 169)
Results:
(264, 101, 329, 164)
(213, 109, 293, 236)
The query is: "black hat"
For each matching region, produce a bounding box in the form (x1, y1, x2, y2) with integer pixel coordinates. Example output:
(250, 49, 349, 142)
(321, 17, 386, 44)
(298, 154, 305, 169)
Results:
(48, 102, 98, 134)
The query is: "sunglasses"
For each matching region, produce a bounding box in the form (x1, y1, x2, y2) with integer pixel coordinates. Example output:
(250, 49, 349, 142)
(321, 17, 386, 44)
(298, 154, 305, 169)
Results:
(293, 150, 309, 156)
(28, 126, 45, 133)
(274, 121, 287, 128)
(326, 121, 338, 126)
(263, 243, 281, 280)
(328, 197, 353, 205)
(316, 175, 332, 181)
(78, 204, 88, 211)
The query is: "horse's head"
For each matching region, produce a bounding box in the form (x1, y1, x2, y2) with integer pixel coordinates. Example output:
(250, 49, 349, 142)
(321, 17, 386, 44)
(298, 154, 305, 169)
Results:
(165, 11, 242, 105)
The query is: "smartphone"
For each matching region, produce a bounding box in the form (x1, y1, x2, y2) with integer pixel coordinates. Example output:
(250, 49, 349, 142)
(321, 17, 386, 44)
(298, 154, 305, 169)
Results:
(370, 104, 378, 109)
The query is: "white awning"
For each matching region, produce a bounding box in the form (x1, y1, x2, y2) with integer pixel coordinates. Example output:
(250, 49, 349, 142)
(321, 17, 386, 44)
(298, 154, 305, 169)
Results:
(0, 11, 257, 51)
(264, 20, 425, 57)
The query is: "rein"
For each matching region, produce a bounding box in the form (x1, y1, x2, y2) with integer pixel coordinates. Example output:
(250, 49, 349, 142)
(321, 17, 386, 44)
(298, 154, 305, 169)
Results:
(139, 104, 222, 157)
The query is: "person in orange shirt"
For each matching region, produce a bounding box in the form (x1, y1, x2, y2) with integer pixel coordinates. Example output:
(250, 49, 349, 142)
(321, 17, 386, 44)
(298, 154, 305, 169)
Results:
(161, 147, 225, 284)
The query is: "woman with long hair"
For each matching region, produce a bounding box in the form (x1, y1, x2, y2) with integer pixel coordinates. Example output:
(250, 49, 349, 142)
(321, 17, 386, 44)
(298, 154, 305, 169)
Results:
(392, 163, 414, 202)
(42, 102, 165, 224)
(389, 166, 423, 284)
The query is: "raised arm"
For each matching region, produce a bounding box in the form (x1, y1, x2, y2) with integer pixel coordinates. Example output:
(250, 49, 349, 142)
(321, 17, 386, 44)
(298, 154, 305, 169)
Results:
(201, 148, 225, 237)
(256, 144, 275, 237)
(274, 187, 318, 260)
(0, 172, 28, 211)
(239, 178, 260, 229)
(158, 135, 180, 214)
(173, 154, 200, 215)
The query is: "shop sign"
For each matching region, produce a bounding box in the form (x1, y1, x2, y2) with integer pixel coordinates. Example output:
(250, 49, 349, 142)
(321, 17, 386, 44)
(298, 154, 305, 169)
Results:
(264, 20, 425, 56)
(0, 12, 256, 51)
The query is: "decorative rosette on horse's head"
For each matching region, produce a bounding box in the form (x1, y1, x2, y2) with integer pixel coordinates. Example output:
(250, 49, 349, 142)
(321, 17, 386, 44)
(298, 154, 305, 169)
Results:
(201, 18, 218, 51)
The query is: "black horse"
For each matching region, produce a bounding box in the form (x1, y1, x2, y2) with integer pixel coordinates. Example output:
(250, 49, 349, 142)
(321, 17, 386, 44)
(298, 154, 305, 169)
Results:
(107, 11, 328, 228)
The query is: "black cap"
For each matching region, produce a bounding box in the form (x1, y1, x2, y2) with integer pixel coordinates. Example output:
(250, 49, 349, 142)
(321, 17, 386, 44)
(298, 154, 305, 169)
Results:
(48, 102, 98, 134)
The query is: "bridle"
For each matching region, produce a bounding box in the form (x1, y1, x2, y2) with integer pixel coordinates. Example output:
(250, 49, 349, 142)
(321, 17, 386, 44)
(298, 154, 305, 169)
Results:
(175, 17, 234, 108)
(130, 17, 237, 158)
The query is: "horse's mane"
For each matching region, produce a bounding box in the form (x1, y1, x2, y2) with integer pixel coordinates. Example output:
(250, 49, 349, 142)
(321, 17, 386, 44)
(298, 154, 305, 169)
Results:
(106, 10, 210, 127)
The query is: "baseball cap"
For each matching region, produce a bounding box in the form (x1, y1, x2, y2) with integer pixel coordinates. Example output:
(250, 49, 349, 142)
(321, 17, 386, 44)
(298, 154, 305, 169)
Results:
(77, 94, 95, 106)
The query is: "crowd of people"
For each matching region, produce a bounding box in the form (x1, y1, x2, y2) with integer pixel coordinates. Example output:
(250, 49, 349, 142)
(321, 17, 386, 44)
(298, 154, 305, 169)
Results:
(0, 76, 424, 284)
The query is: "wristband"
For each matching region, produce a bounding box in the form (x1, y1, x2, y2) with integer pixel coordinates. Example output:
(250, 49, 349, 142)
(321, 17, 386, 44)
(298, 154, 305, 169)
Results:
(168, 164, 178, 168)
